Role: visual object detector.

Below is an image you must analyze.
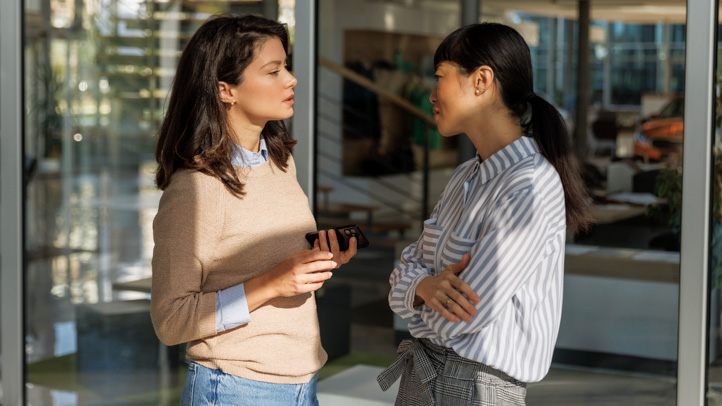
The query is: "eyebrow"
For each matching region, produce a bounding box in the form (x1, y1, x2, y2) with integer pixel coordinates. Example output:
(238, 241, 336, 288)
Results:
(261, 59, 286, 69)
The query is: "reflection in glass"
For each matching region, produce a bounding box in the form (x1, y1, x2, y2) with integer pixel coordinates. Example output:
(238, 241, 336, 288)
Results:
(710, 42, 722, 400)
(315, 2, 684, 404)
(24, 0, 286, 404)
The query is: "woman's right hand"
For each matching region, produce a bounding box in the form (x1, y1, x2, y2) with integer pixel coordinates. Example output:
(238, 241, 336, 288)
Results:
(267, 250, 337, 297)
(413, 254, 480, 323)
(244, 250, 337, 313)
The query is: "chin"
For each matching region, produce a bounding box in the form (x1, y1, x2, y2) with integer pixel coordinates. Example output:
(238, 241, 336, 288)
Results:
(436, 126, 454, 138)
(270, 112, 293, 122)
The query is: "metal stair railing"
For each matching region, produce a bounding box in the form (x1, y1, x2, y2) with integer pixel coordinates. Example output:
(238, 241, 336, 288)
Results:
(316, 56, 437, 232)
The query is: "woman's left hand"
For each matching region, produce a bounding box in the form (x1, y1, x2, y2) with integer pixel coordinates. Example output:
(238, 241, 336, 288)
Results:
(314, 229, 357, 268)
(413, 254, 480, 323)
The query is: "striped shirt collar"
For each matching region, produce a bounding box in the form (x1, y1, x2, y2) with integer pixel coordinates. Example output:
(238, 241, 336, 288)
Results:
(477, 135, 539, 184)
(231, 137, 268, 167)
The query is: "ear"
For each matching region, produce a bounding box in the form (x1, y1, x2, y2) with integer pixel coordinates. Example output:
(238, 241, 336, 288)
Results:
(218, 81, 236, 104)
(472, 65, 495, 95)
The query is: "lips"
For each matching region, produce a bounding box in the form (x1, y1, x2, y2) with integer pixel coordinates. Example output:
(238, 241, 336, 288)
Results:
(283, 93, 295, 105)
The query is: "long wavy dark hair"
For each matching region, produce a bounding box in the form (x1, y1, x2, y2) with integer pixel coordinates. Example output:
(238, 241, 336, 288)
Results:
(155, 14, 297, 196)
(434, 22, 594, 234)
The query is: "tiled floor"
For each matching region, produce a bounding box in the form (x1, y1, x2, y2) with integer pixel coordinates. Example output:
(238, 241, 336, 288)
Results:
(317, 364, 679, 406)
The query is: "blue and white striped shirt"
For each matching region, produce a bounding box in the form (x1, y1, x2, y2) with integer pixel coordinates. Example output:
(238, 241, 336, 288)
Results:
(388, 136, 566, 383)
(215, 138, 268, 333)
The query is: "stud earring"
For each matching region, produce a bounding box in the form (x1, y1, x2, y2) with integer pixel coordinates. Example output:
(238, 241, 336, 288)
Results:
(231, 101, 236, 106)
(475, 89, 481, 95)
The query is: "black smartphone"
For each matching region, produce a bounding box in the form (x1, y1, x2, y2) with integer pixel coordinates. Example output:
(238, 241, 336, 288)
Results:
(305, 224, 370, 251)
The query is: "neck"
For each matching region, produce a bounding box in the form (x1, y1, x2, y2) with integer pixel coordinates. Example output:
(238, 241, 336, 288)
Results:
(464, 105, 524, 160)
(227, 113, 266, 152)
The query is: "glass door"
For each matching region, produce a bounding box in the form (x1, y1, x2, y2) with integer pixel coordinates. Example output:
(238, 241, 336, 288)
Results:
(312, 1, 689, 404)
(21, 1, 287, 405)
(707, 3, 722, 403)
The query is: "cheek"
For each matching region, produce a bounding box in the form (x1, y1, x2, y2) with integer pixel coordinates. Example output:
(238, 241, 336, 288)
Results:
(241, 83, 275, 106)
(438, 85, 460, 108)
(439, 91, 461, 119)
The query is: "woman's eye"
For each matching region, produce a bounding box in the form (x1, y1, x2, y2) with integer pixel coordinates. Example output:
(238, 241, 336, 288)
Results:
(270, 70, 280, 76)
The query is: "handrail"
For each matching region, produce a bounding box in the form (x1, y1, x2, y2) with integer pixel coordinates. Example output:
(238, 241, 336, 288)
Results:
(318, 56, 437, 128)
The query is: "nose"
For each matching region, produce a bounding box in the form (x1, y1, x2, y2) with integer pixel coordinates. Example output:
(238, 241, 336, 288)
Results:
(429, 87, 437, 104)
(287, 74, 297, 89)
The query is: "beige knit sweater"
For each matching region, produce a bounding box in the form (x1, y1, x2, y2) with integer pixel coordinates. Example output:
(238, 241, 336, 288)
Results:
(150, 156, 327, 384)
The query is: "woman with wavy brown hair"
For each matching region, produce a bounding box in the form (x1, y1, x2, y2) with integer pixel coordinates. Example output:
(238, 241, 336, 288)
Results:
(151, 14, 356, 405)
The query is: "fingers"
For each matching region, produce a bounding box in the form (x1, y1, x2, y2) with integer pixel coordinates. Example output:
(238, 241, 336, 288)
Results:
(318, 230, 357, 267)
(327, 229, 342, 263)
(288, 270, 333, 295)
(343, 237, 358, 261)
(431, 295, 462, 323)
(318, 230, 330, 252)
(447, 254, 470, 275)
(287, 258, 336, 293)
(446, 290, 477, 322)
(416, 262, 480, 323)
(454, 280, 480, 304)
(302, 281, 327, 293)
(302, 269, 333, 285)
(294, 249, 336, 268)
(431, 290, 476, 323)
(442, 254, 479, 304)
(444, 275, 480, 306)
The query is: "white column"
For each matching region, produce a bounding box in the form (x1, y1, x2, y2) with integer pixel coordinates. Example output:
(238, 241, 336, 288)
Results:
(677, 0, 716, 404)
(292, 0, 316, 208)
(1, 0, 26, 403)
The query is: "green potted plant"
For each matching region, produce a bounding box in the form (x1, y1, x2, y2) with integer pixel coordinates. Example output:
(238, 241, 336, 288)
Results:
(646, 134, 722, 286)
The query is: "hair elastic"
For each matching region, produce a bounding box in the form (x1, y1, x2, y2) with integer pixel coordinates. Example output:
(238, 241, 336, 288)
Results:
(520, 102, 533, 132)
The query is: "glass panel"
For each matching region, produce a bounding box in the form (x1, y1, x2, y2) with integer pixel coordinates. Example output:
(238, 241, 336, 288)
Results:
(531, 9, 681, 406)
(314, 1, 684, 404)
(708, 5, 722, 402)
(23, 1, 287, 404)
(314, 3, 461, 401)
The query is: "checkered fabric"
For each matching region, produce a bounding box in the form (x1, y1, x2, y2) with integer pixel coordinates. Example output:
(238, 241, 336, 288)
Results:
(378, 339, 527, 406)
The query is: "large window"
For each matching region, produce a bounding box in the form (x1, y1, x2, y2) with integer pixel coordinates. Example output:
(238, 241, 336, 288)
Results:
(314, 1, 687, 404)
(4, 0, 721, 404)
(21, 1, 283, 404)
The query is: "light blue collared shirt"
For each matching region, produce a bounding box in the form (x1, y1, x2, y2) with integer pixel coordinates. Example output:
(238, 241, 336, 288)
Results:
(231, 137, 269, 167)
(215, 137, 269, 333)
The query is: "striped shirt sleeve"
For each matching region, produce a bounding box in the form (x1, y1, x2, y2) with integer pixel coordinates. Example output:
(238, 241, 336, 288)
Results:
(388, 205, 439, 318)
(419, 187, 552, 339)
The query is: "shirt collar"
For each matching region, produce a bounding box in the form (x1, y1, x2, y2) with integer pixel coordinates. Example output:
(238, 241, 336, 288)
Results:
(477, 136, 539, 184)
(231, 137, 268, 167)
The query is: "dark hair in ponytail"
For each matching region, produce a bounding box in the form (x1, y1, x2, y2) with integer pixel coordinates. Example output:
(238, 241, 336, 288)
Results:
(434, 23, 594, 233)
(155, 14, 297, 197)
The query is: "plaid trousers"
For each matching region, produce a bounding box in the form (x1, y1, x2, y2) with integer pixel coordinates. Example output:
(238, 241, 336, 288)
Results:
(378, 338, 527, 406)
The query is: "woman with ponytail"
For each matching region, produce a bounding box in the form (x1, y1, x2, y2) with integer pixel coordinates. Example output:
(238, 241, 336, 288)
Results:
(379, 23, 593, 405)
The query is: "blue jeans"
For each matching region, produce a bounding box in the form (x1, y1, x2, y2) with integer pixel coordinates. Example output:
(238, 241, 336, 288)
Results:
(180, 362, 319, 406)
